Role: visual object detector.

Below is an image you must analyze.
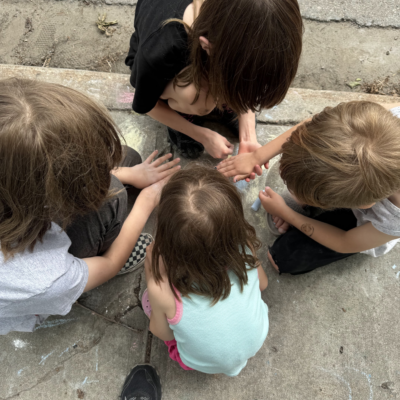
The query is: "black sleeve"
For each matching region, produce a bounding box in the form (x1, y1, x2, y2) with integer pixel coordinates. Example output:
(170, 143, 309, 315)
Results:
(130, 24, 188, 114)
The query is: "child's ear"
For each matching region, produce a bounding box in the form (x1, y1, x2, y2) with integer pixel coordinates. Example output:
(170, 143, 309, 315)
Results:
(199, 36, 211, 55)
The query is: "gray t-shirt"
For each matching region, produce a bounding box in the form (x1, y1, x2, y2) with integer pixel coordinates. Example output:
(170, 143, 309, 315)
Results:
(0, 223, 88, 335)
(351, 106, 400, 257)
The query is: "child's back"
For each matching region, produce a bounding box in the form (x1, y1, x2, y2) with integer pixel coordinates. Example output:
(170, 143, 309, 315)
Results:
(146, 166, 269, 376)
(169, 264, 268, 376)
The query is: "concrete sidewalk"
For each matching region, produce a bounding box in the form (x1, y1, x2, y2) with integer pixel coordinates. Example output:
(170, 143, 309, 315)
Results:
(0, 66, 399, 400)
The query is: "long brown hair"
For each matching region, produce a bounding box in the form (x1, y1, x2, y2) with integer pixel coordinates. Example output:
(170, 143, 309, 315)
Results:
(280, 101, 400, 209)
(0, 78, 122, 258)
(167, 0, 303, 114)
(151, 165, 261, 304)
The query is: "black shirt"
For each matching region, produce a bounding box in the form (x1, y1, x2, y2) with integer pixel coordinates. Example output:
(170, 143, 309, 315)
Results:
(125, 0, 192, 114)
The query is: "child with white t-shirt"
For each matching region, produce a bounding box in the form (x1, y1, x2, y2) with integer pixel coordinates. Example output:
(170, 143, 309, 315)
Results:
(260, 101, 400, 274)
(0, 78, 180, 334)
(219, 101, 400, 274)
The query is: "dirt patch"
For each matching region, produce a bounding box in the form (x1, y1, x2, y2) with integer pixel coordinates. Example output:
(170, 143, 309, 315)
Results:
(361, 76, 400, 96)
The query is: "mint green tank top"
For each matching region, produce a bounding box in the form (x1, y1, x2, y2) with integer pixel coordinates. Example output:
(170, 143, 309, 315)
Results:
(167, 267, 269, 376)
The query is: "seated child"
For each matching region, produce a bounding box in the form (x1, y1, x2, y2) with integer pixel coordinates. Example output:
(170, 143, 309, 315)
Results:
(0, 78, 180, 334)
(258, 101, 400, 274)
(143, 165, 269, 376)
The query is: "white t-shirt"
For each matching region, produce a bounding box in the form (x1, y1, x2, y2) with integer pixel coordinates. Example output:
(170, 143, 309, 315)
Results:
(351, 106, 400, 257)
(0, 223, 88, 335)
(353, 198, 400, 257)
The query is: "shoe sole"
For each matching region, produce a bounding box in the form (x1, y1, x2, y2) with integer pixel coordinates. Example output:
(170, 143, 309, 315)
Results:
(117, 256, 146, 275)
(120, 363, 162, 400)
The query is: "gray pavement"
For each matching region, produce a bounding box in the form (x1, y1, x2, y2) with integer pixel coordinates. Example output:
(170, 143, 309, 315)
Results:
(298, 0, 400, 27)
(0, 66, 399, 399)
(1, 0, 400, 94)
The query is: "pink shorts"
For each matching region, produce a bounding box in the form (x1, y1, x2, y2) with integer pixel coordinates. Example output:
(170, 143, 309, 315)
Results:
(164, 339, 193, 371)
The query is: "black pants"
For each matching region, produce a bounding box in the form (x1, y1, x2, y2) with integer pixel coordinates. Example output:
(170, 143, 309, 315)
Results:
(269, 209, 358, 275)
(65, 146, 142, 258)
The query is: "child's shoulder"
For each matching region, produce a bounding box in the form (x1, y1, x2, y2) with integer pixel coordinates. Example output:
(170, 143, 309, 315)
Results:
(147, 276, 176, 317)
(355, 197, 400, 237)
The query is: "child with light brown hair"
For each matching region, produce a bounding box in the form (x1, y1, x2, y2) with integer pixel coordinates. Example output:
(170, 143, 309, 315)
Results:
(255, 101, 400, 274)
(0, 78, 180, 334)
(142, 165, 269, 375)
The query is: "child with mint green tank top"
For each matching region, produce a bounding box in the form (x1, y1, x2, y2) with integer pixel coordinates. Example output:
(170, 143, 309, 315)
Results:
(143, 165, 269, 376)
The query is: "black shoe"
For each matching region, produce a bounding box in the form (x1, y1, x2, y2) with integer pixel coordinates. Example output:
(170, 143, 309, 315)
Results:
(167, 128, 205, 159)
(120, 364, 161, 400)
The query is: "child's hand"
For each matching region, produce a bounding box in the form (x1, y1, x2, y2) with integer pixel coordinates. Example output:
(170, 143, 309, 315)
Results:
(272, 215, 290, 234)
(140, 167, 179, 208)
(116, 150, 181, 189)
(259, 187, 288, 218)
(202, 129, 234, 159)
(217, 152, 263, 182)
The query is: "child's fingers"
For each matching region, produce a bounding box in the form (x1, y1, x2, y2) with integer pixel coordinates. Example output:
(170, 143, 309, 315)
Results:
(152, 152, 173, 167)
(218, 165, 237, 178)
(217, 156, 234, 168)
(157, 158, 180, 172)
(264, 161, 270, 169)
(264, 186, 275, 196)
(159, 164, 181, 179)
(254, 165, 263, 176)
(233, 174, 249, 182)
(224, 138, 234, 149)
(144, 149, 159, 164)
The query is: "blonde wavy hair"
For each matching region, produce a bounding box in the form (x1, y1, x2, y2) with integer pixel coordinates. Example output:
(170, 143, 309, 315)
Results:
(280, 101, 400, 209)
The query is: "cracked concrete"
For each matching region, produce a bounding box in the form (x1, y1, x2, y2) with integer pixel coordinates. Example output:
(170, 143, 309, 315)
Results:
(0, 0, 400, 94)
(0, 66, 399, 399)
(0, 306, 146, 400)
(298, 0, 400, 28)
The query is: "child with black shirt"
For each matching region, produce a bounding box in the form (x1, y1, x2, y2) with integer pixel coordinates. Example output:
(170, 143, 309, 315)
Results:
(126, 0, 303, 160)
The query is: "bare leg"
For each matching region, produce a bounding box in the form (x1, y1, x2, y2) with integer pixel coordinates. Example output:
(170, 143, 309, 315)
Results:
(268, 251, 280, 272)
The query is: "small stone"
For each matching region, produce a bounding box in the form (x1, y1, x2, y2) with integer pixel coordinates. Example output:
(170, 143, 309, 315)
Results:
(340, 346, 343, 354)
(386, 51, 390, 55)
(395, 37, 398, 40)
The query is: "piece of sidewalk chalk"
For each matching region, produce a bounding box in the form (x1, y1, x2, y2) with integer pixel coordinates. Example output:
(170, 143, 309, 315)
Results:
(234, 180, 248, 192)
(251, 197, 262, 211)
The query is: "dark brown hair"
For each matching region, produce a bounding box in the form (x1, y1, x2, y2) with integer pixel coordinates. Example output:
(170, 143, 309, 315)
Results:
(0, 78, 122, 258)
(280, 101, 400, 209)
(151, 165, 261, 304)
(169, 0, 303, 114)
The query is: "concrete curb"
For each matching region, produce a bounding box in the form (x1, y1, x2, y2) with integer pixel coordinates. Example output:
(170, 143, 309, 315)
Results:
(1, 64, 398, 124)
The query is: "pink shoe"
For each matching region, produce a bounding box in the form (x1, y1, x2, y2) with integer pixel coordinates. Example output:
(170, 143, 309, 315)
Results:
(141, 289, 152, 318)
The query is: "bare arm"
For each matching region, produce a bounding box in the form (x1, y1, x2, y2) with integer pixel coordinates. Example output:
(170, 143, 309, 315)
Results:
(238, 110, 258, 145)
(82, 169, 178, 292)
(257, 265, 269, 291)
(217, 118, 311, 180)
(148, 99, 233, 159)
(83, 190, 156, 292)
(260, 188, 399, 254)
(380, 102, 400, 110)
(147, 279, 175, 341)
